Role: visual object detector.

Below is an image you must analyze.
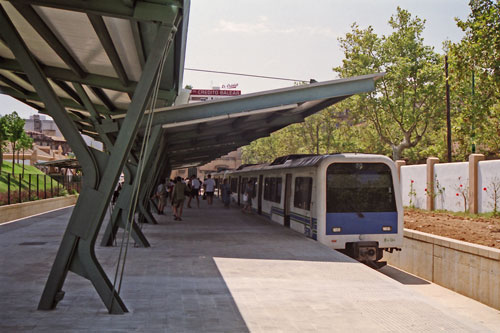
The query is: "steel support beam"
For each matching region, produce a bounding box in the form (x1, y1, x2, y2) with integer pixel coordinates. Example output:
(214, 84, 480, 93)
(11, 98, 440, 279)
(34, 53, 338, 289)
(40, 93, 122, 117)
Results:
(101, 125, 163, 246)
(9, 17, 178, 313)
(136, 133, 170, 224)
(151, 75, 379, 126)
(90, 86, 116, 112)
(8, 0, 182, 22)
(0, 73, 29, 94)
(12, 3, 86, 78)
(100, 163, 151, 246)
(0, 57, 176, 101)
(87, 14, 129, 87)
(0, 85, 122, 114)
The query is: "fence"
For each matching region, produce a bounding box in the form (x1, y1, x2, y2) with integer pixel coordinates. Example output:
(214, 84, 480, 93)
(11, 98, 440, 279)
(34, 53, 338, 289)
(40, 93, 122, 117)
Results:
(0, 173, 81, 206)
(398, 154, 500, 213)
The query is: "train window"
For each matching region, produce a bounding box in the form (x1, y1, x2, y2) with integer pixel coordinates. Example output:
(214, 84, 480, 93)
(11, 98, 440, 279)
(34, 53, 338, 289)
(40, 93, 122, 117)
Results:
(275, 177, 282, 203)
(240, 178, 248, 194)
(326, 163, 396, 213)
(230, 178, 238, 193)
(294, 177, 312, 210)
(251, 177, 258, 198)
(263, 177, 282, 203)
(264, 177, 271, 201)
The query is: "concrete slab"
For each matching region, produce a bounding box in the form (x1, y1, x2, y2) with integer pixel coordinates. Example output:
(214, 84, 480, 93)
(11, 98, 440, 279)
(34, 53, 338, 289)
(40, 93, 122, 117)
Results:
(1, 200, 500, 332)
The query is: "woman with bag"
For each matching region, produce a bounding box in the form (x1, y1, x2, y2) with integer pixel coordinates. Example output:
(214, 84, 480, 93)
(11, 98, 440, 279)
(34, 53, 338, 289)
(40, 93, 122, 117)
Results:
(241, 179, 253, 213)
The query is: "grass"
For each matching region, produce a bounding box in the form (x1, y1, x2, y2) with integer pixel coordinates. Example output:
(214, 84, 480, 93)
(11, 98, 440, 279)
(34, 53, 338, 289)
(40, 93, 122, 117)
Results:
(0, 161, 66, 204)
(0, 161, 43, 175)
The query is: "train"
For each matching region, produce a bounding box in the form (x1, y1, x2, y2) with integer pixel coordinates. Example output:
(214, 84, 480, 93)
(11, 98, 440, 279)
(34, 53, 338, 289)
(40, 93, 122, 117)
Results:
(213, 154, 403, 268)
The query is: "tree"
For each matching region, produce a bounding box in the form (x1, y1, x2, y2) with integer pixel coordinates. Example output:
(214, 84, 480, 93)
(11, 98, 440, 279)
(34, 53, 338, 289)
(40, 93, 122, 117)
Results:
(0, 116, 9, 173)
(5, 111, 26, 175)
(18, 132, 33, 176)
(447, 0, 500, 159)
(333, 8, 445, 160)
(241, 105, 372, 163)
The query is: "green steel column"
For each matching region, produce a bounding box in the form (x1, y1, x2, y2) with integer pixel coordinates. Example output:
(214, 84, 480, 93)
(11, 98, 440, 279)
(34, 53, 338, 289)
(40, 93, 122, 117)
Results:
(101, 125, 163, 246)
(100, 163, 151, 247)
(34, 21, 178, 314)
(137, 133, 170, 224)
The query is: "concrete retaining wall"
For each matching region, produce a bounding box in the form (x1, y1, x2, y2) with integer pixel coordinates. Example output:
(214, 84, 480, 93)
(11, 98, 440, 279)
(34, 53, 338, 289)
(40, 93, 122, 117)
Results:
(0, 195, 78, 224)
(385, 229, 500, 310)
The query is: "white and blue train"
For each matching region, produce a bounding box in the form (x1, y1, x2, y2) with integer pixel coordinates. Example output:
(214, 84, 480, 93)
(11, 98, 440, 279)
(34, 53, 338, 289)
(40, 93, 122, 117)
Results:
(214, 154, 403, 267)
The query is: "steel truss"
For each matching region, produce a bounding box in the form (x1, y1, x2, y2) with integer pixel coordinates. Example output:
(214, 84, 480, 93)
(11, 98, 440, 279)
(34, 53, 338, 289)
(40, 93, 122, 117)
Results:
(0, 6, 180, 313)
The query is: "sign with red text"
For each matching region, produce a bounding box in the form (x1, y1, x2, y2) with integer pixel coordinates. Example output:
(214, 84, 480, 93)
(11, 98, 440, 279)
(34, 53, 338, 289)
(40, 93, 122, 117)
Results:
(189, 89, 242, 102)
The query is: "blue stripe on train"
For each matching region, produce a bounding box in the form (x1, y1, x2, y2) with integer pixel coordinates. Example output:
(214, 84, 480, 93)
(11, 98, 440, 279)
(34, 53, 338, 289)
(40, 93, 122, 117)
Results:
(267, 206, 317, 239)
(326, 212, 398, 235)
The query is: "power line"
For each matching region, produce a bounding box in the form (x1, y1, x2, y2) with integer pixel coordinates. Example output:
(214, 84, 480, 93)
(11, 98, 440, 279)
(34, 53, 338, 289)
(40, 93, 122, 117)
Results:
(184, 67, 308, 82)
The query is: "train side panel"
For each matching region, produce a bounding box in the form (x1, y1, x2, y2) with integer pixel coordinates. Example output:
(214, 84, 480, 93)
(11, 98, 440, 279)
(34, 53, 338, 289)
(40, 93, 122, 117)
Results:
(288, 168, 317, 240)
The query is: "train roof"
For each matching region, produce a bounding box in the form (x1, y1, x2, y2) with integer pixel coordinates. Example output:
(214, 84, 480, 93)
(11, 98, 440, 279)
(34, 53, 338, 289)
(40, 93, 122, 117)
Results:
(225, 153, 388, 174)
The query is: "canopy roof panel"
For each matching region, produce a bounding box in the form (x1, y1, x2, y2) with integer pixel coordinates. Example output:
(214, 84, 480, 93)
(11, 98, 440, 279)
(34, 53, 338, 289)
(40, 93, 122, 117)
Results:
(154, 74, 383, 168)
(0, 0, 187, 115)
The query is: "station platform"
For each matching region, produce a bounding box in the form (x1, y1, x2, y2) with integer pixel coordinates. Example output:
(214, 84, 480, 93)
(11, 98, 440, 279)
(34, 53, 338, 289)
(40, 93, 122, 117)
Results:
(1, 199, 499, 332)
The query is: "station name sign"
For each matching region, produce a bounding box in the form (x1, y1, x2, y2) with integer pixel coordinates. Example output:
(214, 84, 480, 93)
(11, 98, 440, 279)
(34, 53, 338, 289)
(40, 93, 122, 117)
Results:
(190, 89, 241, 96)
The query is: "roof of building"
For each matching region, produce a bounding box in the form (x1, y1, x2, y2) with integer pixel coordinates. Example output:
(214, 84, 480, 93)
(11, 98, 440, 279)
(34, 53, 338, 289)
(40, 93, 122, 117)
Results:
(35, 158, 80, 169)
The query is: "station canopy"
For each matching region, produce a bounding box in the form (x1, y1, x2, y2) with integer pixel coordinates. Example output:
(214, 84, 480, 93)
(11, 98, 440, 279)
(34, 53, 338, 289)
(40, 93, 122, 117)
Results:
(0, 0, 384, 314)
(0, 0, 382, 171)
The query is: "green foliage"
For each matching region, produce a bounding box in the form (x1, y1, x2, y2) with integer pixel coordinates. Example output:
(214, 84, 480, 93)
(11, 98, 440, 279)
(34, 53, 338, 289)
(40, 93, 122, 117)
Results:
(4, 112, 26, 175)
(334, 7, 445, 161)
(243, 4, 499, 164)
(447, 0, 500, 160)
(0, 116, 9, 173)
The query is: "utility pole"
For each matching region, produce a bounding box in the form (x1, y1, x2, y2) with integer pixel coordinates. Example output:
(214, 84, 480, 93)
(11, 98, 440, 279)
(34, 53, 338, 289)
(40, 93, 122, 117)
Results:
(471, 71, 476, 154)
(445, 55, 452, 162)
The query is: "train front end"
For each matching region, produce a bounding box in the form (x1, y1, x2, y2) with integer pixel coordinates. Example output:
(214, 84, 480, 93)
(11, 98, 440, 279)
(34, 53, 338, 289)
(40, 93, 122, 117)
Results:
(317, 154, 403, 267)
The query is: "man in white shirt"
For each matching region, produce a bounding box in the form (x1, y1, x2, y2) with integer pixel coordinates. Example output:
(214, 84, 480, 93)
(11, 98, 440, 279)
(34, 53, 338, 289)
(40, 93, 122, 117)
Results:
(187, 175, 201, 208)
(203, 174, 216, 205)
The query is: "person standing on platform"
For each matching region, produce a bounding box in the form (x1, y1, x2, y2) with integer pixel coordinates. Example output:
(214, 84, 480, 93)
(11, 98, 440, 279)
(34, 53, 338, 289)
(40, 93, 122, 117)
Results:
(156, 179, 167, 215)
(172, 176, 187, 220)
(242, 179, 254, 213)
(203, 174, 216, 205)
(187, 175, 201, 208)
(221, 178, 231, 208)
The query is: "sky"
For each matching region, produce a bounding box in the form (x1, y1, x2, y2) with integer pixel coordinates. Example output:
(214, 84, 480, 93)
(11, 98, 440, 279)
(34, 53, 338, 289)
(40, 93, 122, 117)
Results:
(0, 0, 471, 119)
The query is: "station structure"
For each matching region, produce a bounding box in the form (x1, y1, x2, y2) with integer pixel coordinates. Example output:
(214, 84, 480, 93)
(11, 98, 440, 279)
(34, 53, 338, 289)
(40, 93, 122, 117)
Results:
(0, 0, 382, 313)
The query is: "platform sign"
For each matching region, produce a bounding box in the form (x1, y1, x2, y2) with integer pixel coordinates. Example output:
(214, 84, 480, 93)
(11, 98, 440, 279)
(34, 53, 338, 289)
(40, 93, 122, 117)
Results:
(189, 89, 241, 102)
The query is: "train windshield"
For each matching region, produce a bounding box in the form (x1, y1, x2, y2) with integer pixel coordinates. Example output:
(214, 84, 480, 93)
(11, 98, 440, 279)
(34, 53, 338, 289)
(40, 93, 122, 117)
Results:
(326, 163, 396, 213)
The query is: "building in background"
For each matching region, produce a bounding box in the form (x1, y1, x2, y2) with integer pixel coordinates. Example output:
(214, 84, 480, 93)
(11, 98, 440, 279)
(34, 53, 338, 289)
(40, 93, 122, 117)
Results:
(24, 114, 102, 152)
(171, 148, 242, 180)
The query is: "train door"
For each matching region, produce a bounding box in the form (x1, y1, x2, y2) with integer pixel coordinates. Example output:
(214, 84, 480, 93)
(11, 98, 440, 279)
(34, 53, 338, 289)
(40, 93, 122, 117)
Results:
(258, 175, 263, 214)
(237, 176, 242, 206)
(283, 173, 292, 228)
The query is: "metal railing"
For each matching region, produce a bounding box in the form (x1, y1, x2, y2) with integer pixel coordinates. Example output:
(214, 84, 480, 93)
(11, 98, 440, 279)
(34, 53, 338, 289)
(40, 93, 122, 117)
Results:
(0, 173, 81, 206)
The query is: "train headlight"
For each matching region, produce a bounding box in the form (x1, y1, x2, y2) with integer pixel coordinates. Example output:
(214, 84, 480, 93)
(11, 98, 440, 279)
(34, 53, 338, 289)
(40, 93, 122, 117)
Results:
(382, 226, 392, 232)
(332, 227, 342, 233)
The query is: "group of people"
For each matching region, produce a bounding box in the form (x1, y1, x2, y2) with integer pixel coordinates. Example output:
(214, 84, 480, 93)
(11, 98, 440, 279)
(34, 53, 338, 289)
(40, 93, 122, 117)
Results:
(155, 174, 216, 221)
(219, 178, 254, 213)
(155, 174, 255, 220)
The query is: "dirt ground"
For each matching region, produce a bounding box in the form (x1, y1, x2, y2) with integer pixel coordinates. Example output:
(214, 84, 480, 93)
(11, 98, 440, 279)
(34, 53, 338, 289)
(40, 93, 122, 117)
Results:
(404, 209, 500, 249)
